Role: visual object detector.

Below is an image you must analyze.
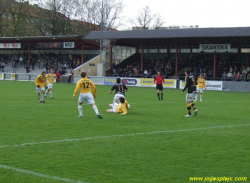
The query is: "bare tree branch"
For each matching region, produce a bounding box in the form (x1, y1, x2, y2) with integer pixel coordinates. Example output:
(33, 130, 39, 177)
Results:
(130, 6, 165, 30)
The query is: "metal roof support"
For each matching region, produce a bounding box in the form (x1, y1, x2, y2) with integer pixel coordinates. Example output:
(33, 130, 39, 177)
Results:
(100, 0, 110, 75)
(213, 51, 217, 78)
(81, 42, 84, 64)
(107, 40, 116, 76)
(109, 43, 113, 76)
(167, 46, 170, 60)
(175, 44, 179, 77)
(141, 45, 144, 71)
(237, 46, 241, 61)
(28, 43, 31, 65)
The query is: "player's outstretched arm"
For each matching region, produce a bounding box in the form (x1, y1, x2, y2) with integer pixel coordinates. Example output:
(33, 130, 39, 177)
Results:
(109, 90, 113, 94)
(73, 81, 81, 97)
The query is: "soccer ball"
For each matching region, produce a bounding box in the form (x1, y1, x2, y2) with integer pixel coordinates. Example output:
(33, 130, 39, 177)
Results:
(128, 104, 130, 109)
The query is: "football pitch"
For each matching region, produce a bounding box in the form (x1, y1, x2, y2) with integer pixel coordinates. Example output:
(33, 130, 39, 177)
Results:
(0, 80, 249, 183)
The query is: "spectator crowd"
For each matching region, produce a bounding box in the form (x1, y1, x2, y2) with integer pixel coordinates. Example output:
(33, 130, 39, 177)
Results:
(0, 51, 83, 74)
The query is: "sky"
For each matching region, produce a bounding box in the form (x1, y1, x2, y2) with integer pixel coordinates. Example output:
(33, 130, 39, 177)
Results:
(121, 0, 250, 29)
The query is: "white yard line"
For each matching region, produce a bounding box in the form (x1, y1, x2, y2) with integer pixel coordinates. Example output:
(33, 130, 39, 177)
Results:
(0, 100, 249, 107)
(0, 164, 88, 183)
(0, 124, 249, 149)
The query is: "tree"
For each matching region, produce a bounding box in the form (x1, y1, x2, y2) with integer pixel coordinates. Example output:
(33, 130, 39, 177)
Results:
(130, 6, 165, 30)
(152, 13, 165, 29)
(103, 0, 124, 30)
(28, 0, 78, 36)
(74, 0, 101, 35)
(74, 0, 124, 36)
(1, 0, 124, 37)
(0, 0, 13, 36)
(1, 0, 29, 36)
(9, 0, 31, 36)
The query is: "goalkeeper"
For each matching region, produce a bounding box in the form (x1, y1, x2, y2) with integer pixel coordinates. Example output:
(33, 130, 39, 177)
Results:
(34, 71, 47, 103)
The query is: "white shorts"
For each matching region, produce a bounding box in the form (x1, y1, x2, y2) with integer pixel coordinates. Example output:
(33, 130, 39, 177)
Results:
(113, 93, 125, 104)
(197, 87, 203, 93)
(48, 83, 53, 89)
(36, 87, 45, 93)
(111, 103, 118, 113)
(186, 93, 197, 102)
(78, 93, 95, 104)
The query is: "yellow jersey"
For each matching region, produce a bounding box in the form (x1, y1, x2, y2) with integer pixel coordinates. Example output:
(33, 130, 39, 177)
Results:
(116, 100, 128, 115)
(197, 77, 206, 89)
(35, 75, 46, 87)
(46, 73, 56, 84)
(73, 77, 96, 96)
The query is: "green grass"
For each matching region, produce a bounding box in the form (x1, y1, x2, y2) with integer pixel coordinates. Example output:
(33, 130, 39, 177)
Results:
(0, 80, 249, 183)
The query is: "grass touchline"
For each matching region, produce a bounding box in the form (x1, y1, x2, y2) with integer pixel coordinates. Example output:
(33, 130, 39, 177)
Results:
(1, 123, 249, 149)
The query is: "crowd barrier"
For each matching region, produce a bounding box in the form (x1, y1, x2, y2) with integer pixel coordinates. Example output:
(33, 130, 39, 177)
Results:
(0, 73, 249, 92)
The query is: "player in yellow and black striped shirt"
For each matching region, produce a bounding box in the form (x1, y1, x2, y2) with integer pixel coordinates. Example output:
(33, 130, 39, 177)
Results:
(181, 70, 198, 117)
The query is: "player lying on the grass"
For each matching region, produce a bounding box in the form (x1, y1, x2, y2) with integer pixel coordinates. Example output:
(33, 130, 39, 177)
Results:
(45, 69, 57, 99)
(181, 70, 198, 117)
(109, 77, 128, 104)
(196, 73, 206, 102)
(34, 71, 47, 103)
(73, 71, 102, 119)
(106, 97, 129, 115)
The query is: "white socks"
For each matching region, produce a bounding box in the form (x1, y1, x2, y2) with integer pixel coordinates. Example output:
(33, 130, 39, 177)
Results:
(78, 105, 99, 116)
(49, 91, 53, 97)
(78, 105, 83, 116)
(92, 105, 99, 115)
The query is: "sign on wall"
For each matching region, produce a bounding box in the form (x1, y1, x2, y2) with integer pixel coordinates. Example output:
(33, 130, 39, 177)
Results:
(139, 78, 177, 88)
(122, 78, 139, 86)
(37, 42, 62, 48)
(63, 42, 75, 48)
(0, 43, 21, 48)
(179, 80, 222, 91)
(140, 78, 155, 86)
(205, 81, 222, 90)
(103, 77, 117, 85)
(163, 80, 176, 88)
(199, 44, 231, 52)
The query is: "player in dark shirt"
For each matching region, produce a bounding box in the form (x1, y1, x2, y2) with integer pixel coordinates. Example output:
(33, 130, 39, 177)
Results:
(154, 71, 165, 100)
(110, 77, 128, 103)
(181, 70, 198, 117)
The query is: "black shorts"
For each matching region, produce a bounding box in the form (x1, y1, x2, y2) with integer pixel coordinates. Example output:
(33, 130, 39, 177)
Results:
(156, 84, 163, 90)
